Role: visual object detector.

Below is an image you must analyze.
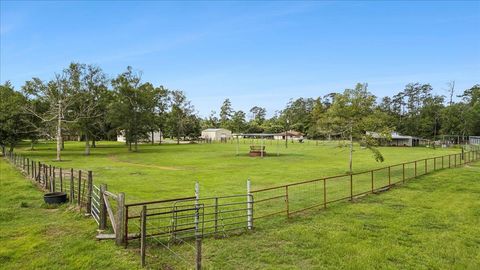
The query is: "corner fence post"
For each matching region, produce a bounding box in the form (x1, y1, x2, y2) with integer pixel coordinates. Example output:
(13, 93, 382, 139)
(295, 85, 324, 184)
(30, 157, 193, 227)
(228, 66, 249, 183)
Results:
(99, 184, 107, 231)
(86, 171, 93, 215)
(116, 192, 125, 246)
(247, 179, 253, 230)
(140, 205, 146, 268)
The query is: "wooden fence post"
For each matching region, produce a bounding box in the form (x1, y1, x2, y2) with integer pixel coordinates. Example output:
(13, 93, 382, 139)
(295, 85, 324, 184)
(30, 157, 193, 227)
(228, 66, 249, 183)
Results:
(99, 184, 107, 230)
(59, 168, 63, 192)
(425, 159, 427, 174)
(78, 170, 82, 206)
(140, 205, 146, 268)
(402, 163, 405, 183)
(52, 167, 56, 192)
(116, 192, 125, 245)
(70, 168, 74, 203)
(27, 158, 30, 175)
(285, 185, 290, 218)
(86, 171, 93, 215)
(323, 178, 327, 209)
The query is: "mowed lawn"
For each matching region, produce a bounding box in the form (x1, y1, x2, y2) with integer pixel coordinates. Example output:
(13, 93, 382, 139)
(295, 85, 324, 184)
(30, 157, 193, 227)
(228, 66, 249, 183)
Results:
(0, 159, 139, 270)
(14, 140, 460, 203)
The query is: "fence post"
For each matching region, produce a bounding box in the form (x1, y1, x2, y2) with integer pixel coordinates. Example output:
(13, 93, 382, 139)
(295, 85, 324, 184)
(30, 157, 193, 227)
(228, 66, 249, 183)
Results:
(116, 192, 125, 246)
(140, 205, 146, 268)
(214, 197, 219, 236)
(402, 163, 405, 183)
(425, 159, 427, 174)
(455, 154, 457, 167)
(78, 170, 82, 206)
(247, 179, 253, 230)
(70, 168, 74, 203)
(99, 184, 107, 231)
(27, 158, 30, 175)
(60, 168, 63, 192)
(86, 171, 93, 215)
(441, 156, 444, 169)
(49, 165, 52, 191)
(52, 167, 56, 192)
(285, 185, 290, 218)
(194, 181, 202, 270)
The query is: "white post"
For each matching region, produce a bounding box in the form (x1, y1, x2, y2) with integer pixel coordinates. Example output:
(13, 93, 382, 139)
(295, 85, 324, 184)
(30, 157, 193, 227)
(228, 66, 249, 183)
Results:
(195, 181, 200, 227)
(261, 137, 264, 158)
(247, 179, 253, 230)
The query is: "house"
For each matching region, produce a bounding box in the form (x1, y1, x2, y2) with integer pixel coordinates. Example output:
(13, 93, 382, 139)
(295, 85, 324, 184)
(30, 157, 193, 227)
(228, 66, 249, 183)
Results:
(273, 130, 304, 141)
(201, 128, 232, 141)
(117, 130, 163, 143)
(367, 131, 423, 147)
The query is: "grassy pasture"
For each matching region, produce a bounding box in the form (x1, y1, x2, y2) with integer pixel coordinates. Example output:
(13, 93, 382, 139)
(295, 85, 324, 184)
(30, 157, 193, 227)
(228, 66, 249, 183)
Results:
(13, 140, 459, 203)
(2, 148, 479, 269)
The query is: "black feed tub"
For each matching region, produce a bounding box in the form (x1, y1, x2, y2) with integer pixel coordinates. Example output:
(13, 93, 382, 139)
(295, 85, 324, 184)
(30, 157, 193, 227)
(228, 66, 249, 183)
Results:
(44, 192, 67, 204)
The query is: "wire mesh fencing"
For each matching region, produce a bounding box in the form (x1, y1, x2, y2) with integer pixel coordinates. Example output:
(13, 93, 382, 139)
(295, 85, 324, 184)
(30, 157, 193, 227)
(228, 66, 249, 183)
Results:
(251, 150, 480, 221)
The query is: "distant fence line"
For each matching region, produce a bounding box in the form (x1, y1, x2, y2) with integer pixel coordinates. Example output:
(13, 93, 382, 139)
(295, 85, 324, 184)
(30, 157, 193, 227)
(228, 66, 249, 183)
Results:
(252, 147, 480, 220)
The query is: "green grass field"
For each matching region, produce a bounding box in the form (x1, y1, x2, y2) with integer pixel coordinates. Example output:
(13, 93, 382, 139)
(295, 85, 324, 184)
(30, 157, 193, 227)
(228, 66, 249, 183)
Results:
(13, 140, 460, 203)
(1, 146, 479, 269)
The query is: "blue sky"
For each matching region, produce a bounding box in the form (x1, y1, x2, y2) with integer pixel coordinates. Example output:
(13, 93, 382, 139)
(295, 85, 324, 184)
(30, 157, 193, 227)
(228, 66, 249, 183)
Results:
(1, 1, 479, 117)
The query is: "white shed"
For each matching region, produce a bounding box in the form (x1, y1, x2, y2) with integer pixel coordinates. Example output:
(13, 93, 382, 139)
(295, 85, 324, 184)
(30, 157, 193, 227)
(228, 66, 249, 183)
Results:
(201, 128, 232, 141)
(117, 130, 163, 143)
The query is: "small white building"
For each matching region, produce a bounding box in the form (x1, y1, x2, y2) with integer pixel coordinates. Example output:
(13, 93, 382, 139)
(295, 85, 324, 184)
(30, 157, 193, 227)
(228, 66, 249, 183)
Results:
(273, 130, 304, 141)
(367, 131, 423, 147)
(201, 128, 232, 141)
(117, 130, 163, 143)
(470, 136, 480, 145)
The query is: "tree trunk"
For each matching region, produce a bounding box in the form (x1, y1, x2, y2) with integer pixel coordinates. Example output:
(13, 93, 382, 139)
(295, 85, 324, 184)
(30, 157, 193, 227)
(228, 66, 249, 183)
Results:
(159, 130, 162, 145)
(151, 131, 154, 145)
(85, 133, 91, 155)
(135, 140, 138, 151)
(92, 138, 96, 148)
(56, 101, 62, 161)
(128, 141, 132, 151)
(30, 140, 34, 150)
(61, 136, 65, 150)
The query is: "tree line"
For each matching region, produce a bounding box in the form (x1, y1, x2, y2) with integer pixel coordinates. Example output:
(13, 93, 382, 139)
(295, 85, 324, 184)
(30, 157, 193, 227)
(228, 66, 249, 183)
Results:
(1, 63, 200, 160)
(1, 62, 479, 163)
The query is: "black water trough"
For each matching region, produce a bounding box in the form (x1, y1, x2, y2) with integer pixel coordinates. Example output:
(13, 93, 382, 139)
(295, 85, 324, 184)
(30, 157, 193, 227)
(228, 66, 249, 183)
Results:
(44, 192, 67, 204)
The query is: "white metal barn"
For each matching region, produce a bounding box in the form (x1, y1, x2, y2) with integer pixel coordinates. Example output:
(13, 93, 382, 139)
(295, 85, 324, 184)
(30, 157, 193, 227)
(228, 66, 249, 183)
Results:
(470, 136, 480, 145)
(201, 128, 232, 141)
(117, 130, 163, 143)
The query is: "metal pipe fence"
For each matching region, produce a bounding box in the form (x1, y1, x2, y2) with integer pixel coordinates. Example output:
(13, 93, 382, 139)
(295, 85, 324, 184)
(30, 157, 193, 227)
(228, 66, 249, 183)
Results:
(251, 149, 480, 220)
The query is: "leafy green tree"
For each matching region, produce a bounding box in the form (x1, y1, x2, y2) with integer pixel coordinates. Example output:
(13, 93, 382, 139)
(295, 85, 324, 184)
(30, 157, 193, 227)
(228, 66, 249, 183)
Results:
(219, 98, 233, 129)
(0, 82, 31, 151)
(315, 83, 392, 173)
(231, 110, 246, 133)
(109, 67, 157, 151)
